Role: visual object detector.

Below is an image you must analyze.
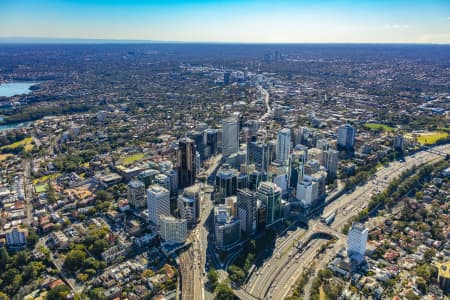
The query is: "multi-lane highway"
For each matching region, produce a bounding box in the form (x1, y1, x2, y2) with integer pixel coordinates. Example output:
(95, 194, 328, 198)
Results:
(258, 87, 272, 122)
(242, 144, 450, 300)
(179, 246, 195, 300)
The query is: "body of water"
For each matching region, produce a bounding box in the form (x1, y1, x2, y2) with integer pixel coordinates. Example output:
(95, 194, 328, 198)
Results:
(0, 116, 31, 132)
(0, 123, 27, 131)
(0, 82, 38, 97)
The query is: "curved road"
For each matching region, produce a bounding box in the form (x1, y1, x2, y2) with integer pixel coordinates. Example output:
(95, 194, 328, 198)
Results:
(241, 144, 450, 299)
(258, 87, 271, 122)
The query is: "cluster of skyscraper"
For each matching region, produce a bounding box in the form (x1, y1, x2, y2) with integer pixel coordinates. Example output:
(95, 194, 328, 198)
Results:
(123, 125, 220, 246)
(125, 115, 356, 250)
(205, 118, 356, 249)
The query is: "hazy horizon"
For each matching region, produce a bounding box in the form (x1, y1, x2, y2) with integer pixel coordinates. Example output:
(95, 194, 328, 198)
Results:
(1, 37, 450, 45)
(1, 0, 449, 44)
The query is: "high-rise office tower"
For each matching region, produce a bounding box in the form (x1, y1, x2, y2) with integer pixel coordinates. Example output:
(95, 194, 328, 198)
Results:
(215, 164, 243, 199)
(177, 137, 196, 189)
(138, 169, 160, 188)
(214, 205, 241, 249)
(222, 117, 239, 157)
(323, 149, 339, 179)
(247, 141, 269, 172)
(256, 181, 282, 226)
(248, 170, 267, 191)
(237, 189, 257, 235)
(195, 151, 201, 175)
(347, 222, 368, 263)
(289, 146, 308, 188)
(204, 129, 218, 158)
(164, 169, 178, 197)
(127, 180, 146, 209)
(188, 131, 205, 160)
(177, 185, 200, 226)
(276, 128, 291, 165)
(337, 124, 356, 149)
(147, 185, 170, 226)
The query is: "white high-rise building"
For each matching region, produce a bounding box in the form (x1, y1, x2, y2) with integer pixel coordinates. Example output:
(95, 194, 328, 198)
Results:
(273, 174, 288, 196)
(276, 128, 291, 165)
(147, 185, 170, 226)
(222, 117, 240, 157)
(296, 180, 314, 207)
(347, 223, 368, 263)
(159, 215, 187, 244)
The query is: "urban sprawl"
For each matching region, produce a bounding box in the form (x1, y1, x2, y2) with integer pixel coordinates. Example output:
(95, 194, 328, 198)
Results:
(0, 44, 449, 300)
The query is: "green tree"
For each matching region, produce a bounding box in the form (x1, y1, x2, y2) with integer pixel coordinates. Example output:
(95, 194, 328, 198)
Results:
(83, 257, 100, 270)
(207, 268, 219, 289)
(405, 290, 420, 300)
(423, 248, 436, 263)
(228, 265, 245, 284)
(88, 288, 106, 300)
(96, 190, 113, 202)
(415, 264, 437, 283)
(416, 277, 428, 294)
(12, 250, 29, 266)
(88, 239, 109, 257)
(77, 273, 89, 282)
(64, 249, 86, 272)
(215, 283, 237, 300)
(46, 284, 71, 300)
(2, 268, 19, 286)
(0, 247, 9, 271)
(27, 228, 39, 246)
(24, 261, 46, 281)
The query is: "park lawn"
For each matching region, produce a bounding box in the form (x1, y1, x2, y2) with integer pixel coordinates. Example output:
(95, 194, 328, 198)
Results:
(35, 183, 48, 193)
(376, 162, 384, 170)
(364, 123, 394, 132)
(1, 137, 34, 152)
(121, 153, 145, 165)
(32, 173, 61, 185)
(416, 131, 448, 145)
(320, 285, 327, 300)
(0, 154, 13, 161)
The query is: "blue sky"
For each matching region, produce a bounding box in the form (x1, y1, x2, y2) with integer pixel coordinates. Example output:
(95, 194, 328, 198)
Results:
(0, 0, 449, 43)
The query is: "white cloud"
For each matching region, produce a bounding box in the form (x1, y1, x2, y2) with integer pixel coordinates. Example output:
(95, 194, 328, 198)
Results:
(386, 24, 410, 29)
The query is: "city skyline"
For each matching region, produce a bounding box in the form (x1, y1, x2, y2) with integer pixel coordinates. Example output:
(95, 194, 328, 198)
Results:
(1, 0, 449, 43)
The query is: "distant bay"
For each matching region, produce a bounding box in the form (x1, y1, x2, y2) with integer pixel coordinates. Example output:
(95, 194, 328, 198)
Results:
(0, 82, 38, 97)
(0, 116, 31, 132)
